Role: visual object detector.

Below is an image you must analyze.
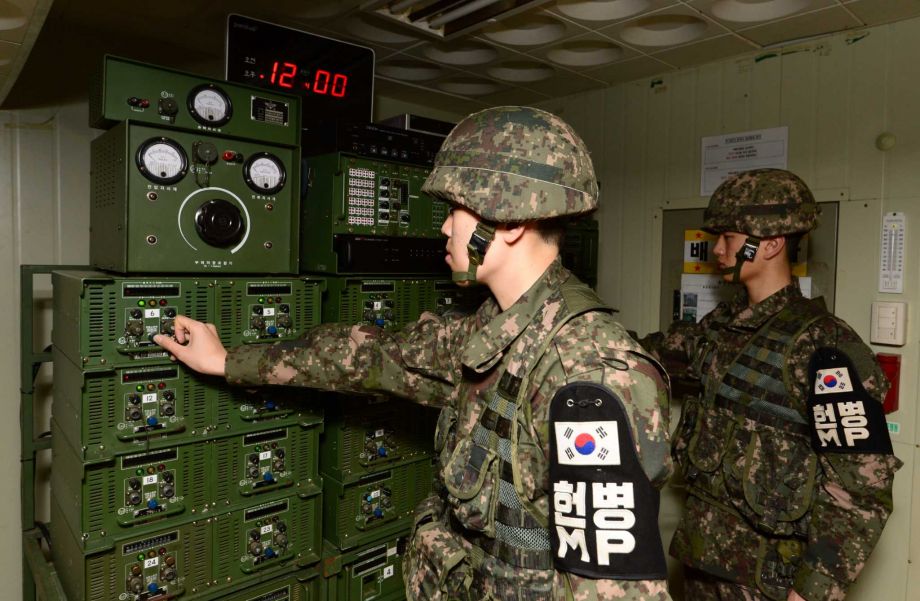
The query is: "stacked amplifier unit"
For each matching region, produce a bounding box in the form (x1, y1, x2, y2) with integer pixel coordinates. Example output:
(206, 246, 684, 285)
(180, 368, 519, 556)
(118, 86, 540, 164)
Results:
(52, 56, 324, 601)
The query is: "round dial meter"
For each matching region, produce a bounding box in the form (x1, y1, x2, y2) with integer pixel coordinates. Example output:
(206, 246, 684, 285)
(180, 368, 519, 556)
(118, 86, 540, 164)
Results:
(135, 137, 188, 185)
(188, 84, 232, 127)
(243, 153, 286, 195)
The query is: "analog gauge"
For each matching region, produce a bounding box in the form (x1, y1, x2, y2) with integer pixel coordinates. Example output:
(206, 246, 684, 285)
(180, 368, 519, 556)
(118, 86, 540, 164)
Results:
(135, 137, 188, 185)
(187, 84, 232, 127)
(243, 153, 286, 195)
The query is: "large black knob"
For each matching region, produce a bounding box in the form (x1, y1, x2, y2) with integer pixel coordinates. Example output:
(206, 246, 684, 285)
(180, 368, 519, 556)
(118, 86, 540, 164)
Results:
(194, 199, 245, 248)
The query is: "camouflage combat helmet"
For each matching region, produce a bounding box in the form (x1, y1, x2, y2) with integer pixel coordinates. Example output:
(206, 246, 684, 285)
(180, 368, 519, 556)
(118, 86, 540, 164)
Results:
(703, 168, 818, 237)
(421, 106, 598, 222)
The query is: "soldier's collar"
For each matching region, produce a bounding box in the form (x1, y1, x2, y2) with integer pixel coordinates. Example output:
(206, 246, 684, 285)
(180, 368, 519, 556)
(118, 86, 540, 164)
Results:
(462, 258, 568, 373)
(728, 282, 803, 329)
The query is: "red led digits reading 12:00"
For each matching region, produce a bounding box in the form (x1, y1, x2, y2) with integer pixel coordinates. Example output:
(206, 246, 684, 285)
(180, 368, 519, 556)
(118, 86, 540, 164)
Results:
(263, 61, 348, 97)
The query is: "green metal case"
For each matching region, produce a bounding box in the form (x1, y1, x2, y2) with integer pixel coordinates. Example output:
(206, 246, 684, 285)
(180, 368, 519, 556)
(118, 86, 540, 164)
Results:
(210, 420, 323, 509)
(52, 270, 211, 368)
(52, 347, 212, 461)
(199, 567, 321, 601)
(321, 537, 408, 601)
(319, 394, 434, 483)
(50, 491, 320, 601)
(300, 153, 448, 274)
(322, 457, 434, 551)
(213, 276, 324, 346)
(90, 55, 301, 146)
(90, 121, 300, 274)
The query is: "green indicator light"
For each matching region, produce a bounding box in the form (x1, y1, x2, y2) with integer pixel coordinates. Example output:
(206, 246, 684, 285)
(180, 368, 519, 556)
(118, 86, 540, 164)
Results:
(137, 300, 145, 307)
(138, 554, 145, 562)
(136, 385, 144, 392)
(254, 445, 261, 452)
(136, 468, 144, 476)
(258, 297, 265, 303)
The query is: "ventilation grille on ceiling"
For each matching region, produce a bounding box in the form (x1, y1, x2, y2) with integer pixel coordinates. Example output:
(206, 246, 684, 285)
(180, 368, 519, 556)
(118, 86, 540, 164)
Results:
(363, 0, 552, 39)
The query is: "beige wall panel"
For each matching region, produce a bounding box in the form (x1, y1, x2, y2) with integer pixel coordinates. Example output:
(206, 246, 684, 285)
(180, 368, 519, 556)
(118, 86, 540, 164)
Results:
(846, 30, 888, 201)
(598, 86, 627, 309)
(908, 445, 920, 594)
(619, 81, 652, 329)
(848, 440, 913, 599)
(779, 48, 817, 182)
(748, 52, 782, 129)
(720, 57, 752, 133)
(883, 21, 920, 200)
(16, 110, 56, 265)
(665, 71, 698, 202)
(695, 62, 725, 141)
(812, 35, 851, 190)
(1, 112, 24, 601)
(56, 103, 93, 261)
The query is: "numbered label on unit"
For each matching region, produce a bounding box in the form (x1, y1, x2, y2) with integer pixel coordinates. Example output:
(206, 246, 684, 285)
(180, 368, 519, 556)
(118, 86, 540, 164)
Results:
(373, 301, 383, 310)
(370, 490, 381, 499)
(383, 565, 395, 579)
(375, 429, 385, 438)
(261, 524, 274, 535)
(143, 475, 158, 485)
(259, 450, 272, 460)
(143, 393, 158, 404)
(145, 309, 161, 318)
(879, 212, 906, 293)
(263, 307, 276, 316)
(144, 557, 159, 569)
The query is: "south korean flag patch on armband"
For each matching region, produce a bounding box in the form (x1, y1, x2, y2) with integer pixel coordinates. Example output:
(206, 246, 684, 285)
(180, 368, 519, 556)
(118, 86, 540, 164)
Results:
(548, 382, 667, 580)
(807, 347, 893, 455)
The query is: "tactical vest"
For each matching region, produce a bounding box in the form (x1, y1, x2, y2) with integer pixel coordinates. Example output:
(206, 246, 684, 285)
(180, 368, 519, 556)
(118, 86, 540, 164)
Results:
(449, 278, 610, 563)
(676, 295, 827, 538)
(406, 276, 618, 600)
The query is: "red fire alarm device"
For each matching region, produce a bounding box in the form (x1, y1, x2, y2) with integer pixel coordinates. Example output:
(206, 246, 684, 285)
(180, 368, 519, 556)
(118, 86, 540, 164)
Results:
(876, 353, 901, 414)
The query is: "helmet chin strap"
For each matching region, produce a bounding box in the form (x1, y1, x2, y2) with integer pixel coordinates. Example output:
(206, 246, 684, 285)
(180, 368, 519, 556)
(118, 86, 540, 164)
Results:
(720, 235, 761, 283)
(452, 222, 496, 284)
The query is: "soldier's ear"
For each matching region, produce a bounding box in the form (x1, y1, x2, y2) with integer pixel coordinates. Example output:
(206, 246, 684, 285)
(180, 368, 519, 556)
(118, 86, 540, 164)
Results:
(497, 222, 527, 246)
(760, 236, 787, 261)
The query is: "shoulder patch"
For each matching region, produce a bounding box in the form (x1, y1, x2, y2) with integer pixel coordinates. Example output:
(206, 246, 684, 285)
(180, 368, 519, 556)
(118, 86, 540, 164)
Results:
(548, 382, 667, 580)
(807, 347, 893, 454)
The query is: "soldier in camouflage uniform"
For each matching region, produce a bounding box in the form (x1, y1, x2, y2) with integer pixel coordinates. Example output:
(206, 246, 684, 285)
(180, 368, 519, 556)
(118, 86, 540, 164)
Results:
(156, 106, 674, 600)
(640, 169, 901, 601)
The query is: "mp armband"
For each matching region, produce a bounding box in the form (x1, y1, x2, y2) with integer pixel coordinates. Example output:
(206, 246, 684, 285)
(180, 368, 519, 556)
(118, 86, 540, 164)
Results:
(548, 382, 667, 580)
(808, 347, 893, 454)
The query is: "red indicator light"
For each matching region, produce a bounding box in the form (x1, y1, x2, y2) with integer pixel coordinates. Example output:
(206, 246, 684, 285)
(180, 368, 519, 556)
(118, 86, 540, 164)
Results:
(139, 99, 150, 108)
(222, 151, 237, 162)
(159, 299, 167, 306)
(157, 464, 166, 472)
(259, 74, 265, 80)
(157, 382, 166, 389)
(159, 547, 167, 555)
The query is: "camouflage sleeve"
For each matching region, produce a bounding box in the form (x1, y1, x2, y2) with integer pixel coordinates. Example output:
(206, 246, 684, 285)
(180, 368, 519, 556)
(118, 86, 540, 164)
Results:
(788, 317, 902, 601)
(637, 319, 705, 378)
(224, 310, 479, 407)
(544, 314, 674, 487)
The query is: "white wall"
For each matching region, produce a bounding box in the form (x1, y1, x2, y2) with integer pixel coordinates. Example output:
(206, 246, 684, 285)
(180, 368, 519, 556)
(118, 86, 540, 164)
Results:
(538, 17, 920, 601)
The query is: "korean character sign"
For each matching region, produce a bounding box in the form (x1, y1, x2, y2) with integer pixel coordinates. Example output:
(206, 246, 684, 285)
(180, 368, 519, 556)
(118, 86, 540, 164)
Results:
(548, 382, 667, 580)
(807, 348, 892, 455)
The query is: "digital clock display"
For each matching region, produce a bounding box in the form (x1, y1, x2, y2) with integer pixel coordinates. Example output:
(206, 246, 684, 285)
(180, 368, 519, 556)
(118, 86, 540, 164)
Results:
(226, 14, 375, 125)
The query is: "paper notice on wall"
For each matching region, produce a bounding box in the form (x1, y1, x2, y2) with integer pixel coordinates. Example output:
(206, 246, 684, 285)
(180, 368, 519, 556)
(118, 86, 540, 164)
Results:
(700, 126, 788, 196)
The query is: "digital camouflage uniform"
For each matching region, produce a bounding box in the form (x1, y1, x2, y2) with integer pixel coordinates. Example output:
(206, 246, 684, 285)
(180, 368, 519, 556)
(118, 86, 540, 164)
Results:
(225, 107, 675, 600)
(642, 169, 901, 601)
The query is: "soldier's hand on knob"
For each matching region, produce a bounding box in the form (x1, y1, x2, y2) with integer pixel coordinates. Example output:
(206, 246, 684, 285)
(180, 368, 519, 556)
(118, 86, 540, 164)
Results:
(153, 315, 227, 376)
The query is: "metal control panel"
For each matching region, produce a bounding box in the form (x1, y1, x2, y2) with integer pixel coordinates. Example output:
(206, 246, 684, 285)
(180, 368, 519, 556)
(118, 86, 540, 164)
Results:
(211, 422, 322, 506)
(90, 55, 301, 146)
(52, 350, 211, 461)
(90, 122, 299, 273)
(320, 395, 434, 482)
(214, 493, 322, 579)
(301, 153, 448, 274)
(323, 458, 434, 550)
(214, 277, 323, 346)
(322, 536, 408, 601)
